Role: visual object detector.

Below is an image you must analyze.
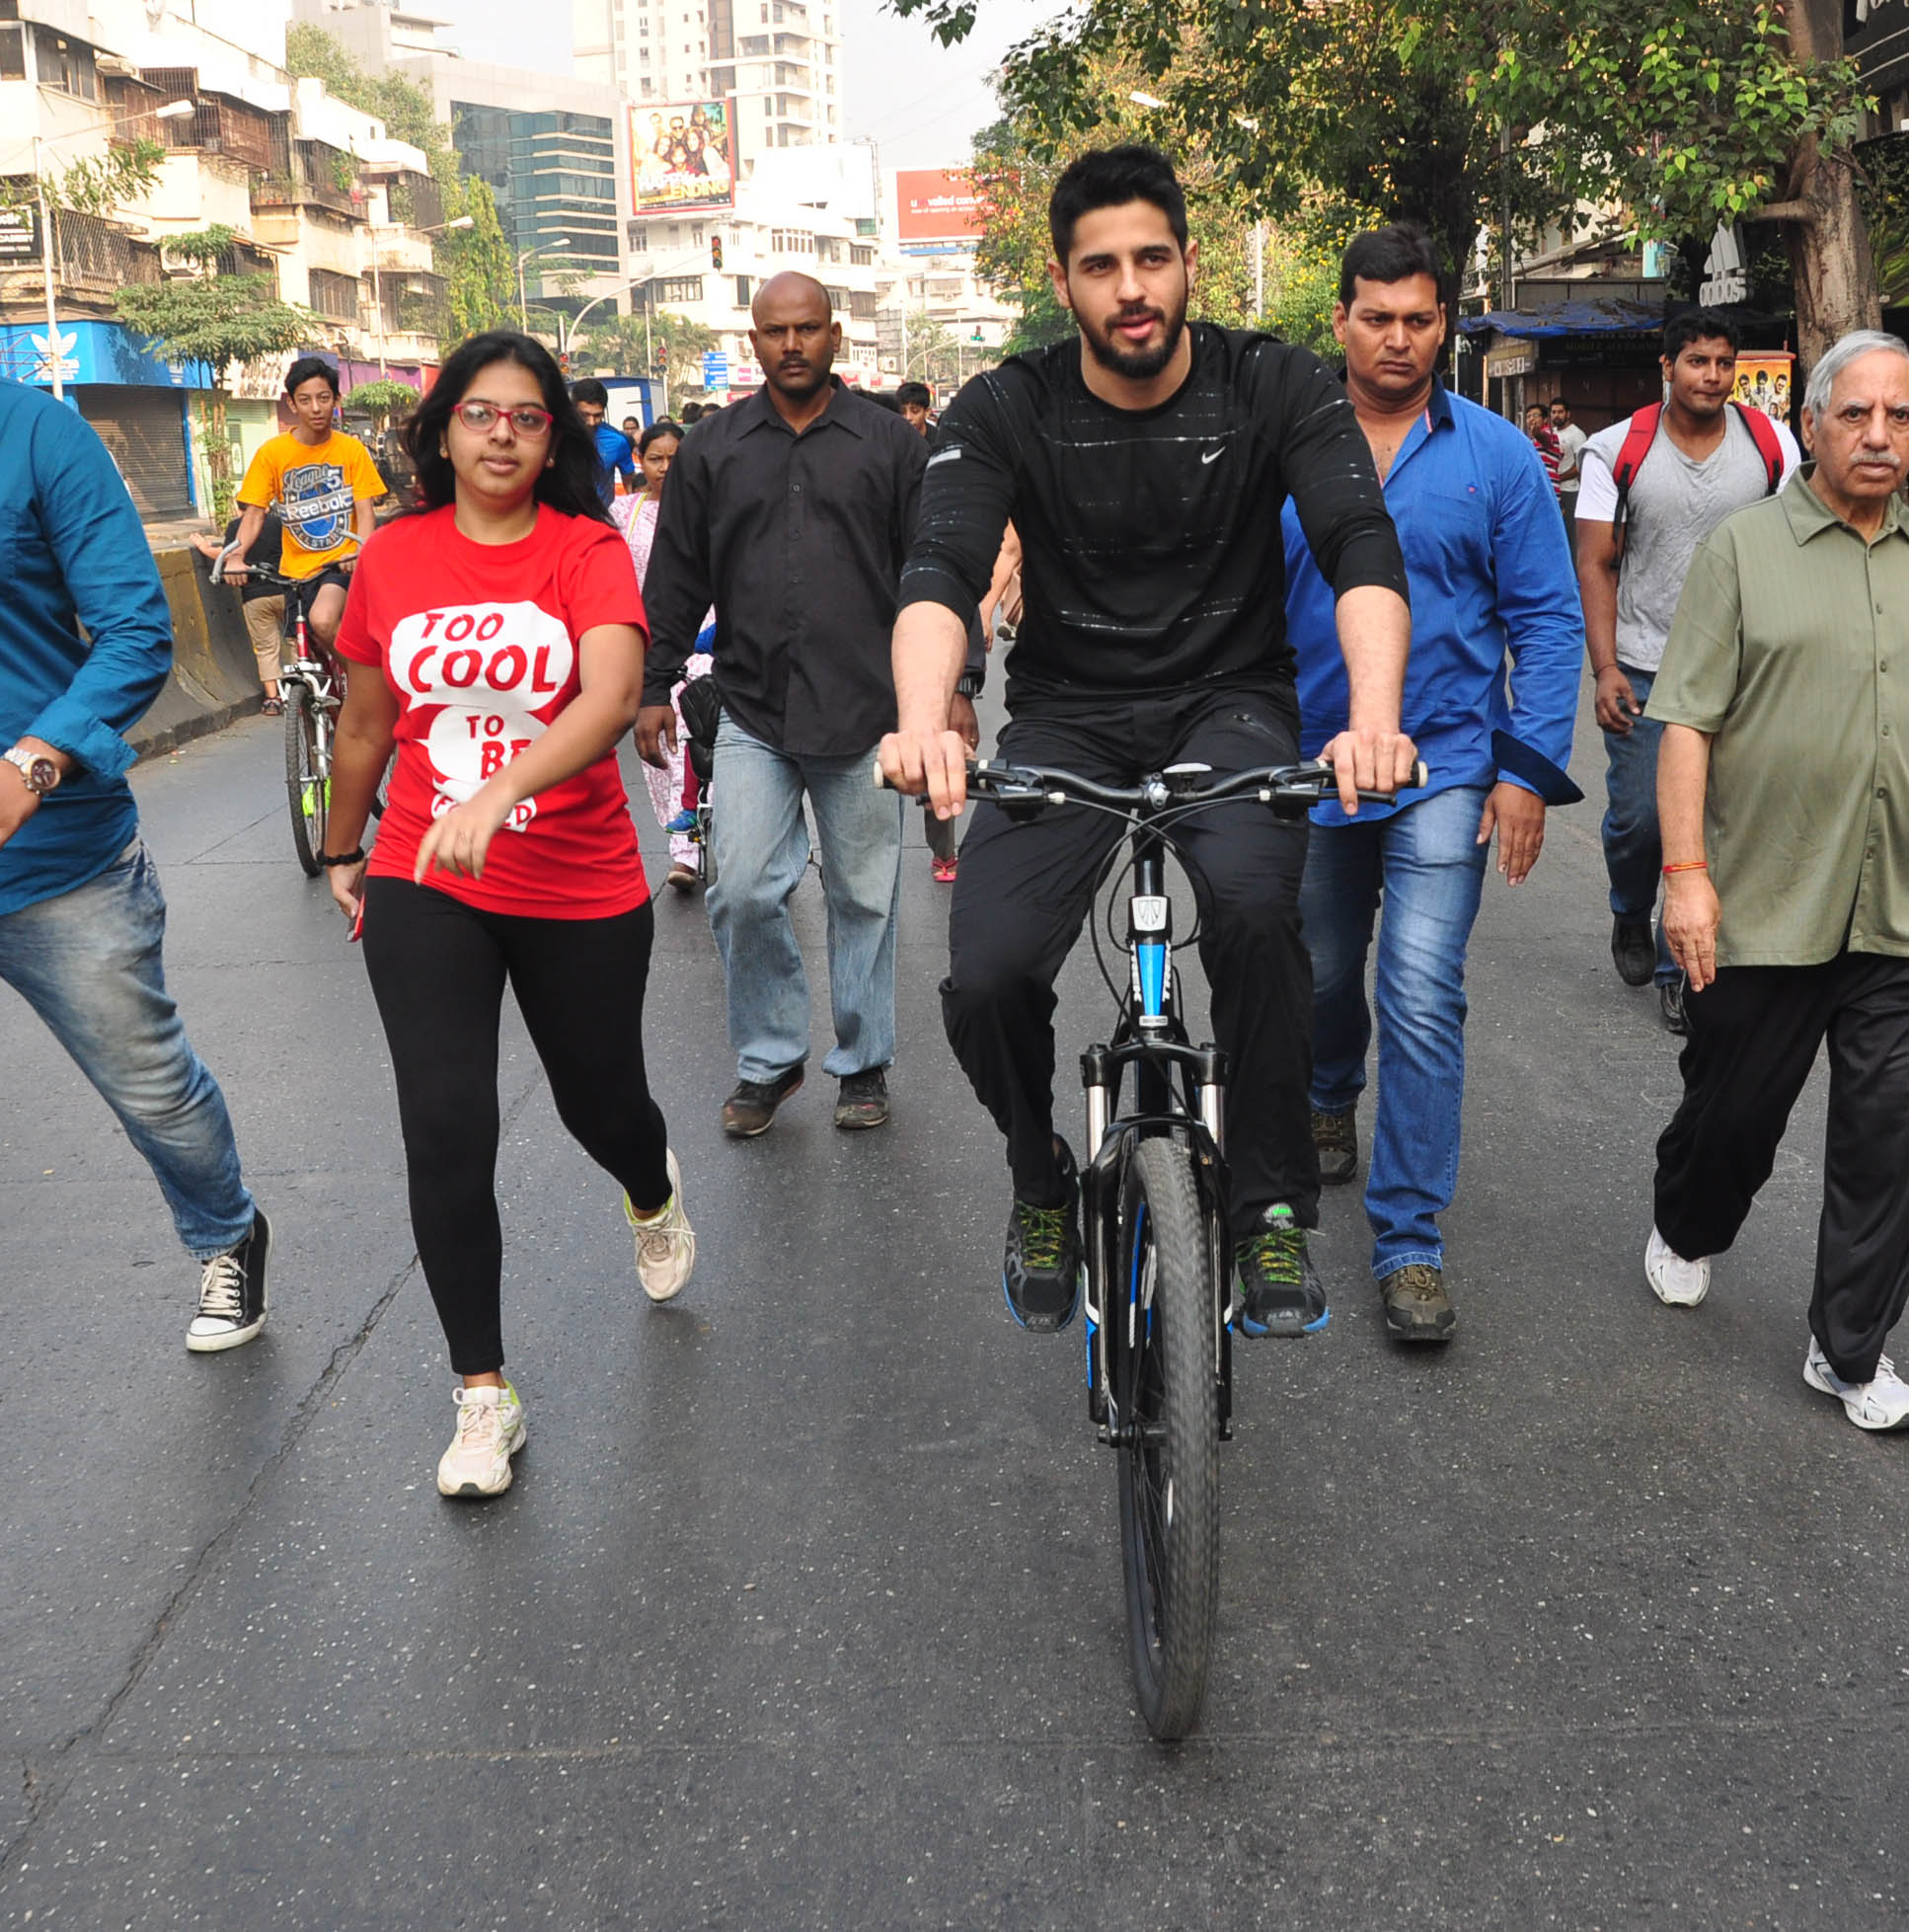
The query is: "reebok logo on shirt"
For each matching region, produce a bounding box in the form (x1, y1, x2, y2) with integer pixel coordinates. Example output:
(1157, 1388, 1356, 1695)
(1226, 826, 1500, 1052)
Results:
(388, 601, 574, 831)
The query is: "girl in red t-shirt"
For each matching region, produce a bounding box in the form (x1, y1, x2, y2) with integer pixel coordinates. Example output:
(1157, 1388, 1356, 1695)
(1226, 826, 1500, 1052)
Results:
(323, 330, 696, 1501)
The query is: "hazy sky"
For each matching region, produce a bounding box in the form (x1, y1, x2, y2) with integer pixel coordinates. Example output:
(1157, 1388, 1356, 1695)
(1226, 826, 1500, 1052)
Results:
(434, 0, 1064, 170)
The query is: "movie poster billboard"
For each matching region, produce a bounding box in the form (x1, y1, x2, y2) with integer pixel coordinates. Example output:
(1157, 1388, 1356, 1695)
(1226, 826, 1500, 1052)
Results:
(633, 100, 735, 213)
(895, 168, 983, 252)
(1732, 351, 1794, 427)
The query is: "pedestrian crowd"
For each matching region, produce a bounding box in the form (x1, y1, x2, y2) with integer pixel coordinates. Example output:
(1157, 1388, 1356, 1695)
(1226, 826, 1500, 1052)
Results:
(5, 144, 1908, 1503)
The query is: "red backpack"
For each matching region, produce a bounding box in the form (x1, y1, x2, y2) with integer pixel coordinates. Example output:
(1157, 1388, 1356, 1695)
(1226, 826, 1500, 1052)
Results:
(1608, 401, 1785, 553)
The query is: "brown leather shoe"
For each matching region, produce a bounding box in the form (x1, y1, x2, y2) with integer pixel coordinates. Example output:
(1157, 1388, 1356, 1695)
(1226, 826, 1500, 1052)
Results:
(721, 1067, 803, 1137)
(1312, 1107, 1358, 1187)
(1379, 1263, 1456, 1342)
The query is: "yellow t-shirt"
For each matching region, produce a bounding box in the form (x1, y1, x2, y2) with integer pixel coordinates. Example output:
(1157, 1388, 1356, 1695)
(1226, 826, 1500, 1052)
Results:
(237, 431, 387, 580)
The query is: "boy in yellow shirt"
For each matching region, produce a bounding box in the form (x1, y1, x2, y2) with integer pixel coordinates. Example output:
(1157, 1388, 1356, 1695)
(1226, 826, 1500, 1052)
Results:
(230, 357, 386, 655)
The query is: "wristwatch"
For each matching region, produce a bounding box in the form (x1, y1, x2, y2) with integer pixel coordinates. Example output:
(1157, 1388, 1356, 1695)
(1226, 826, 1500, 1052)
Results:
(3, 744, 60, 796)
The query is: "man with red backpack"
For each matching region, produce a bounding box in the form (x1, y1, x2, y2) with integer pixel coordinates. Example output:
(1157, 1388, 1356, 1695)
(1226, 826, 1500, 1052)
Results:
(1575, 310, 1799, 1034)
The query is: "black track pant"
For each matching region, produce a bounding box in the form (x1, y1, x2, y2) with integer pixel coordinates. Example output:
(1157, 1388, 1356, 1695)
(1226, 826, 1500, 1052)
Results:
(943, 686, 1316, 1243)
(360, 878, 671, 1376)
(1653, 952, 1909, 1383)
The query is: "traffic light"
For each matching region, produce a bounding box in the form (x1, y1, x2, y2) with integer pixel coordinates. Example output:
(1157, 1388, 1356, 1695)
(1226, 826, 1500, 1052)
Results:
(710, 235, 724, 270)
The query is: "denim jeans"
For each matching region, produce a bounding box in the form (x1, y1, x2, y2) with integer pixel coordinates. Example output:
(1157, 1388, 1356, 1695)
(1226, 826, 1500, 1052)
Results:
(0, 839, 254, 1258)
(1600, 664, 1677, 984)
(1301, 785, 1490, 1278)
(708, 715, 902, 1083)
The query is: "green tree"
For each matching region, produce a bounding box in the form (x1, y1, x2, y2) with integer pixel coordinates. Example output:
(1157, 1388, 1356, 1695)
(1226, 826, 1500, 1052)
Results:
(439, 177, 513, 345)
(344, 378, 420, 431)
(574, 308, 719, 392)
(913, 0, 1879, 361)
(115, 245, 312, 518)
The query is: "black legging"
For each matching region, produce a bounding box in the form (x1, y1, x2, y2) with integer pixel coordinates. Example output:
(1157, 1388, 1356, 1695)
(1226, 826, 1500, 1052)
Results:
(360, 878, 672, 1375)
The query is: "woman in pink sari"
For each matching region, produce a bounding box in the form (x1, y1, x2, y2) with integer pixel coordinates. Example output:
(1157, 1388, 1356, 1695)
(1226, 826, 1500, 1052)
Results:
(613, 420, 713, 889)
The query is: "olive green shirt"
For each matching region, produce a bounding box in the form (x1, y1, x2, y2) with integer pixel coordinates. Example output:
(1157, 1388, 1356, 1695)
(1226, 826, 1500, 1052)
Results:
(1646, 469, 1909, 967)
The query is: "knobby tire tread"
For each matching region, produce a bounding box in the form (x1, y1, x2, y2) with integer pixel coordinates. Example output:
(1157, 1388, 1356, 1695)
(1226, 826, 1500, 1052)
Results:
(1116, 1136, 1221, 1740)
(285, 683, 325, 879)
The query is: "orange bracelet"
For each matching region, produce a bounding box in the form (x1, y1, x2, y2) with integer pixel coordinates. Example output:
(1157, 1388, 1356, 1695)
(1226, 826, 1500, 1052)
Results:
(1662, 860, 1708, 875)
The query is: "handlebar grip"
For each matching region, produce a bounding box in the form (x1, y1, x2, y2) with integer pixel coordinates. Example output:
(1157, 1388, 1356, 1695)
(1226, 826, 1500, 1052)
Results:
(873, 757, 892, 791)
(1411, 760, 1429, 791)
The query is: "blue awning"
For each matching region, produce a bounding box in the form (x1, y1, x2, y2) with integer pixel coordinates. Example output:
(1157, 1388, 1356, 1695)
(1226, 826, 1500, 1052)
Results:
(1458, 299, 1664, 338)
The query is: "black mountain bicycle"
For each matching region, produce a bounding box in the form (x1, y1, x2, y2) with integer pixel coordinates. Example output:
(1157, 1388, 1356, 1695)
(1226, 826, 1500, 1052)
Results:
(954, 752, 1418, 1740)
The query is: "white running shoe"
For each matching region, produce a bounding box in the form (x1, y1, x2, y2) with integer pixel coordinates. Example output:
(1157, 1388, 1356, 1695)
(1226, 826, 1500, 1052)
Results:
(1644, 1225, 1711, 1307)
(626, 1148, 696, 1302)
(436, 1382, 527, 1498)
(1803, 1340, 1909, 1431)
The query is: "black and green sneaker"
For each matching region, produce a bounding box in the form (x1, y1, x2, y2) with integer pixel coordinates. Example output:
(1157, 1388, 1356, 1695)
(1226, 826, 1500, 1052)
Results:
(1002, 1140, 1083, 1333)
(1234, 1204, 1329, 1338)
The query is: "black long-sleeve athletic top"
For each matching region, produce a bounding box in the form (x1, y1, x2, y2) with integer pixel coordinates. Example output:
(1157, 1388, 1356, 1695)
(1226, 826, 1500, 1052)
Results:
(897, 325, 1408, 711)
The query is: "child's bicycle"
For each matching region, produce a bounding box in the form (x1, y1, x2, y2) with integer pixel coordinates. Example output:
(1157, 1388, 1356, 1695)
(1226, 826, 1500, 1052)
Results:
(213, 553, 383, 877)
(894, 750, 1420, 1740)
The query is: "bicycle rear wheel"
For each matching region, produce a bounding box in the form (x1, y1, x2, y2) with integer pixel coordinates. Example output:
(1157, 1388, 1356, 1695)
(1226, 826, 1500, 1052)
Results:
(1115, 1136, 1221, 1740)
(284, 683, 327, 878)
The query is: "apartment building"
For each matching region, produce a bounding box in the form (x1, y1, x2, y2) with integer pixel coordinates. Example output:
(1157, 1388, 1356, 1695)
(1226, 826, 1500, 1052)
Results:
(0, 0, 456, 515)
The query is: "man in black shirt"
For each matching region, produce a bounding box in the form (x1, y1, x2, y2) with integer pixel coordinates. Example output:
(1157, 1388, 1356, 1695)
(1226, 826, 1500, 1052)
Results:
(641, 271, 929, 1135)
(879, 145, 1415, 1338)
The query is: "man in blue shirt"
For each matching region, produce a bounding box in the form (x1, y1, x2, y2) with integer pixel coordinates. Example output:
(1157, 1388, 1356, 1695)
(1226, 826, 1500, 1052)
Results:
(573, 379, 637, 506)
(0, 379, 270, 1351)
(1284, 225, 1581, 1342)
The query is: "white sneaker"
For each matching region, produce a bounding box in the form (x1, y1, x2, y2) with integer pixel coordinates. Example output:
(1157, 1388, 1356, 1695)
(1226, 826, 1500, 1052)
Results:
(626, 1148, 696, 1302)
(436, 1382, 527, 1498)
(1803, 1340, 1909, 1431)
(1644, 1225, 1711, 1307)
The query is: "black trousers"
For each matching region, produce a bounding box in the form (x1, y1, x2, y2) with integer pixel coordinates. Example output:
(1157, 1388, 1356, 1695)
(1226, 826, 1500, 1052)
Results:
(943, 686, 1316, 1241)
(360, 879, 672, 1376)
(1653, 952, 1909, 1382)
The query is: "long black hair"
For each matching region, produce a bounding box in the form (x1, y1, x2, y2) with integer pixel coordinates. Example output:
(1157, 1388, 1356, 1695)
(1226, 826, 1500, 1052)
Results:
(404, 331, 609, 524)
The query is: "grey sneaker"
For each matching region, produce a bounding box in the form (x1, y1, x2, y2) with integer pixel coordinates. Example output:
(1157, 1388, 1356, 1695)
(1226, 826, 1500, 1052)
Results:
(1312, 1108, 1358, 1187)
(1378, 1263, 1456, 1342)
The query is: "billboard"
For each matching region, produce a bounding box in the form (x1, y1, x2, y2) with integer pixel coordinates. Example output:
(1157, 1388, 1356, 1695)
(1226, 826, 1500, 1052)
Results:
(633, 100, 735, 213)
(895, 169, 983, 251)
(1732, 352, 1794, 427)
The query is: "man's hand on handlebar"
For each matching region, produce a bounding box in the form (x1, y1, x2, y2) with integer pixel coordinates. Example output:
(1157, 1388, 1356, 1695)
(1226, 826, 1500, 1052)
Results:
(878, 723, 970, 818)
(1318, 726, 1420, 815)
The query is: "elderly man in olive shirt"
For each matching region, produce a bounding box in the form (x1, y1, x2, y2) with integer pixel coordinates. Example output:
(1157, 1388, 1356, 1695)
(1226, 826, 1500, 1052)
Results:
(639, 273, 928, 1136)
(1642, 329, 1909, 1433)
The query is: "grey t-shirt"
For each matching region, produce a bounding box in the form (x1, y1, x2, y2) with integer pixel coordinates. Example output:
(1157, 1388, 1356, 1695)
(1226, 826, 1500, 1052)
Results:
(1577, 409, 1800, 671)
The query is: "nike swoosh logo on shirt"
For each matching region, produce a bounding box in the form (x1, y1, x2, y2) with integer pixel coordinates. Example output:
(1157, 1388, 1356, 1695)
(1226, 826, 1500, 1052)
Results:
(1201, 447, 1224, 464)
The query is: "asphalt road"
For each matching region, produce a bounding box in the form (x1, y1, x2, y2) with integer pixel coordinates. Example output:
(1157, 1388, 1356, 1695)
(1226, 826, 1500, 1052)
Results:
(2, 685, 1902, 1930)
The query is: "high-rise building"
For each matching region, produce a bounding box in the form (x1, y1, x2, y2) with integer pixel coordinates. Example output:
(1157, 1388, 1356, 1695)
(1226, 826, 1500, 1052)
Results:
(573, 0, 845, 169)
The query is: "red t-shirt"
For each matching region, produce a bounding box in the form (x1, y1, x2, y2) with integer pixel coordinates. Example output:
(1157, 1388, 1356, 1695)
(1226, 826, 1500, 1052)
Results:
(335, 503, 649, 918)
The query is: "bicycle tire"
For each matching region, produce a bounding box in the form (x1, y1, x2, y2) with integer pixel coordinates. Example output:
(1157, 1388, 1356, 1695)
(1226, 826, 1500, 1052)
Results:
(1115, 1136, 1221, 1740)
(284, 683, 327, 878)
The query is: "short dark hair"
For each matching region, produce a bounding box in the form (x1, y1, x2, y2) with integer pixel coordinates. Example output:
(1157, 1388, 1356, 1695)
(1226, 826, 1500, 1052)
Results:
(283, 355, 339, 399)
(680, 402, 705, 423)
(638, 418, 682, 455)
(1048, 143, 1188, 267)
(1337, 224, 1443, 308)
(405, 331, 608, 525)
(571, 377, 610, 408)
(1663, 309, 1740, 363)
(895, 381, 932, 410)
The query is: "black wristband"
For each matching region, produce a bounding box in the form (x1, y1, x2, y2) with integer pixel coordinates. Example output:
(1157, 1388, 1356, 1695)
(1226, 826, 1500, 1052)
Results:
(955, 672, 983, 698)
(319, 847, 365, 868)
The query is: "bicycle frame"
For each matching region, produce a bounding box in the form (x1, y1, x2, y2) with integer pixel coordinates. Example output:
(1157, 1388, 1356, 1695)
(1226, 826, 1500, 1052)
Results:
(1078, 827, 1237, 1448)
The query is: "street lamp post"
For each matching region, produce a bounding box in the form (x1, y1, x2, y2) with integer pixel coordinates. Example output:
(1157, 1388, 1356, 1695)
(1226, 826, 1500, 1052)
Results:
(516, 239, 573, 332)
(367, 213, 472, 379)
(26, 100, 192, 401)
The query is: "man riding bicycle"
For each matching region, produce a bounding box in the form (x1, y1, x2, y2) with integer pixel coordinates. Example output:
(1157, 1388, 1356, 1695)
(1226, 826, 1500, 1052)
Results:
(227, 356, 385, 657)
(878, 145, 1416, 1340)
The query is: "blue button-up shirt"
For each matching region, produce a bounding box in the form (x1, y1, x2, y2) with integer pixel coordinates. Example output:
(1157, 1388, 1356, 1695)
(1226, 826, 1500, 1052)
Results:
(1283, 382, 1581, 825)
(0, 381, 174, 915)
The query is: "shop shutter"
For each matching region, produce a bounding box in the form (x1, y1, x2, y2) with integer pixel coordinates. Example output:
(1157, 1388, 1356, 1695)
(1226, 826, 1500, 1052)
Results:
(76, 386, 192, 519)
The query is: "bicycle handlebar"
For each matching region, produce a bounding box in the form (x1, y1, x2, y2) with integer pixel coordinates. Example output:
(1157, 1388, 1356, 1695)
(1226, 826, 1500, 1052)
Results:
(875, 754, 1428, 810)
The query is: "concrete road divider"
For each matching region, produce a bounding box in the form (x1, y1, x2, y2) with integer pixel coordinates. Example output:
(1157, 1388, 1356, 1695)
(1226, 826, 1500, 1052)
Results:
(129, 546, 273, 761)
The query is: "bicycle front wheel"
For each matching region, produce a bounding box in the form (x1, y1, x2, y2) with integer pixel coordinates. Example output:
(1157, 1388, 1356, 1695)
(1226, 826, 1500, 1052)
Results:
(284, 683, 328, 878)
(1115, 1136, 1221, 1740)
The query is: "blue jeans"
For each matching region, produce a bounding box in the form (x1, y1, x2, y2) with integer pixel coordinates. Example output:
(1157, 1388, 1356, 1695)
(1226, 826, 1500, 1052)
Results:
(0, 839, 254, 1259)
(708, 716, 902, 1083)
(1301, 786, 1489, 1278)
(1600, 664, 1677, 985)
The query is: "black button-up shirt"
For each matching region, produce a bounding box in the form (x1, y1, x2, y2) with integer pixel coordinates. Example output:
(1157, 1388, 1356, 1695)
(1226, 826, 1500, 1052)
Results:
(641, 379, 929, 756)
